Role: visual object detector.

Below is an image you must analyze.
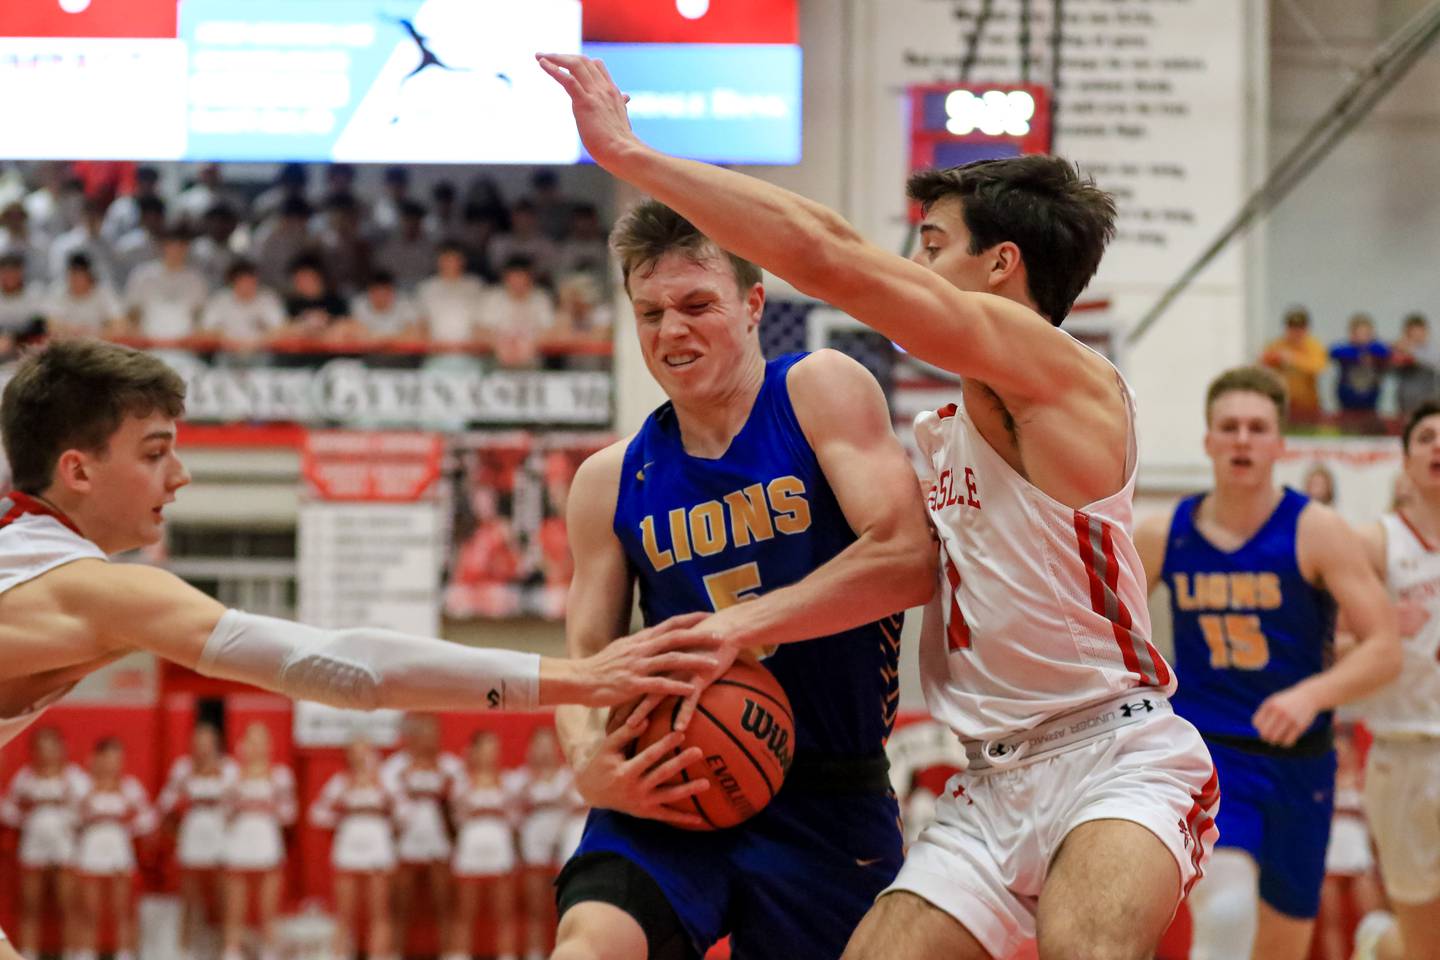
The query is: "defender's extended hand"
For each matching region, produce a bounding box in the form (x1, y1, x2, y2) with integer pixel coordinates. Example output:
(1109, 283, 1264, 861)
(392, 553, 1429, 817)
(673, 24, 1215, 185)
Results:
(536, 53, 641, 167)
(573, 612, 717, 708)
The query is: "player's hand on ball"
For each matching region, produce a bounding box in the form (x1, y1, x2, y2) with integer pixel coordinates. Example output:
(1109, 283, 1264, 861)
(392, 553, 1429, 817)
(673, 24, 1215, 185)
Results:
(575, 612, 719, 708)
(1252, 686, 1321, 747)
(573, 710, 711, 829)
(536, 53, 639, 167)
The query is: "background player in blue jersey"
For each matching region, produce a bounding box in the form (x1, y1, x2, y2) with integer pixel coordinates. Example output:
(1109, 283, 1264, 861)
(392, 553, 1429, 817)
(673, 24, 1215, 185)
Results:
(1134, 366, 1399, 960)
(549, 201, 935, 960)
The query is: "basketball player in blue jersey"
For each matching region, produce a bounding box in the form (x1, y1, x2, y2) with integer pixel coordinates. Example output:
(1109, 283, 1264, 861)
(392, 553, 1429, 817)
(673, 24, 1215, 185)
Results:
(549, 200, 935, 960)
(1133, 366, 1399, 960)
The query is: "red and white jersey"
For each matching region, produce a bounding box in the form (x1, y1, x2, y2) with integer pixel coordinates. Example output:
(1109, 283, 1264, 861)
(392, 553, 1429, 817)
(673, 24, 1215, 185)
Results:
(0, 494, 107, 750)
(1354, 513, 1440, 736)
(450, 772, 517, 827)
(226, 765, 297, 825)
(913, 372, 1174, 742)
(309, 772, 393, 829)
(157, 755, 239, 815)
(507, 766, 574, 814)
(0, 763, 89, 828)
(380, 750, 464, 815)
(76, 776, 157, 835)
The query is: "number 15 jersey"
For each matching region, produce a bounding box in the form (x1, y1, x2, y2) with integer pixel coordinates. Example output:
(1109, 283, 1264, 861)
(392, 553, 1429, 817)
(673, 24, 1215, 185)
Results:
(1163, 488, 1336, 741)
(612, 352, 903, 759)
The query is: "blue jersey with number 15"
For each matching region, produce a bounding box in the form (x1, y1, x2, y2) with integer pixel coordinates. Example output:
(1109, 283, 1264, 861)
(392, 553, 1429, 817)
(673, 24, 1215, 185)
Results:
(1164, 488, 1336, 741)
(611, 352, 903, 759)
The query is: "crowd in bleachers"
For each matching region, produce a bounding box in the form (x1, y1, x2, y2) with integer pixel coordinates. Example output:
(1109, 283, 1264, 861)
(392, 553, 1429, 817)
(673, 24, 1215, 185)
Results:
(1, 716, 582, 960)
(0, 162, 614, 367)
(1259, 306, 1435, 432)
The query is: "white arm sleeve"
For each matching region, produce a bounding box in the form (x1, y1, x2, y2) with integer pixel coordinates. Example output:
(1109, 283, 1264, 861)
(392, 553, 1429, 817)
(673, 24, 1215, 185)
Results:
(196, 610, 541, 711)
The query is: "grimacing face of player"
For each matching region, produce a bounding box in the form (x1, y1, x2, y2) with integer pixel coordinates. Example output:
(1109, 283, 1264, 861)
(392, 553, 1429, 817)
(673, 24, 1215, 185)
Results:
(1204, 390, 1284, 490)
(629, 251, 763, 405)
(57, 411, 190, 555)
(1403, 414, 1440, 494)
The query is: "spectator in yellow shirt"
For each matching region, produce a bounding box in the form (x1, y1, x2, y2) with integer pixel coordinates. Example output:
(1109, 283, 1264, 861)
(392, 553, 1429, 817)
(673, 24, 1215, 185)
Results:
(1261, 307, 1328, 419)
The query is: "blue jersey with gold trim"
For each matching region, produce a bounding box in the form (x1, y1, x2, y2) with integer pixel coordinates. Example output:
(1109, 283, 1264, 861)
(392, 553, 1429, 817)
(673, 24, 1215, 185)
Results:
(612, 353, 902, 758)
(1164, 487, 1336, 741)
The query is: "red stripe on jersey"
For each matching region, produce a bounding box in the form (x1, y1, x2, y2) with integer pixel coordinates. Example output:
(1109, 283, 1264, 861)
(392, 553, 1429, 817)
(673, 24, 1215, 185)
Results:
(1074, 511, 1167, 686)
(1098, 519, 1171, 687)
(0, 492, 83, 536)
(943, 553, 971, 650)
(1397, 510, 1438, 553)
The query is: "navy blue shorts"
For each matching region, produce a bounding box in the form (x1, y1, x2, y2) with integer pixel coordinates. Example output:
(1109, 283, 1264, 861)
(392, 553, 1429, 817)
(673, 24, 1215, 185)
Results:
(560, 785, 902, 959)
(1206, 738, 1336, 918)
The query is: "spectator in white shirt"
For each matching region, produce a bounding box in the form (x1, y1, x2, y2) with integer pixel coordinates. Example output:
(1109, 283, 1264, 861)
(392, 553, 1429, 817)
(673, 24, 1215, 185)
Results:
(112, 196, 168, 288)
(554, 271, 614, 340)
(200, 259, 286, 348)
(190, 204, 241, 290)
(423, 181, 461, 241)
(252, 197, 317, 292)
(479, 255, 555, 369)
(416, 242, 487, 345)
(370, 165, 413, 235)
(555, 203, 611, 284)
(0, 252, 44, 355)
(46, 252, 124, 338)
(48, 196, 117, 290)
(0, 202, 52, 287)
(373, 200, 435, 291)
(488, 200, 558, 283)
(124, 229, 209, 341)
(350, 269, 421, 341)
(102, 165, 161, 243)
(172, 163, 242, 229)
(21, 161, 73, 242)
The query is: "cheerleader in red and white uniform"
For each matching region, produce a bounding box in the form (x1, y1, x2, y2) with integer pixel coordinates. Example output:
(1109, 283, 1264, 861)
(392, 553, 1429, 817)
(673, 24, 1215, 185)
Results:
(158, 723, 237, 960)
(445, 730, 519, 960)
(379, 713, 464, 953)
(220, 723, 296, 960)
(0, 727, 87, 960)
(511, 727, 573, 960)
(71, 738, 155, 960)
(311, 738, 397, 960)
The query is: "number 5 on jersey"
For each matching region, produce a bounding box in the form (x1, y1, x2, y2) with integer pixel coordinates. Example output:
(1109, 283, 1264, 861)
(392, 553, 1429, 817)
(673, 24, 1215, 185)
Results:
(704, 562, 775, 658)
(1198, 613, 1271, 670)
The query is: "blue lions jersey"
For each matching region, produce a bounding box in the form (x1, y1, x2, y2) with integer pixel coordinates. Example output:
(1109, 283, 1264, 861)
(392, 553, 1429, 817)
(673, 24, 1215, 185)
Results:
(612, 352, 903, 758)
(1164, 488, 1337, 741)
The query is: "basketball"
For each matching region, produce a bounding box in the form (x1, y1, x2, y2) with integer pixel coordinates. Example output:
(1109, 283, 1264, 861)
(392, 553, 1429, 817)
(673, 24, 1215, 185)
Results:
(630, 654, 795, 831)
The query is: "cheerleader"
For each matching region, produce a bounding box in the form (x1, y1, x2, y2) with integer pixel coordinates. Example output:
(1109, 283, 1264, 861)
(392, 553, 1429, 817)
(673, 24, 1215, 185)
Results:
(311, 738, 396, 960)
(511, 727, 573, 960)
(445, 731, 518, 960)
(0, 727, 87, 960)
(71, 738, 155, 960)
(379, 713, 463, 953)
(221, 723, 296, 960)
(157, 723, 237, 960)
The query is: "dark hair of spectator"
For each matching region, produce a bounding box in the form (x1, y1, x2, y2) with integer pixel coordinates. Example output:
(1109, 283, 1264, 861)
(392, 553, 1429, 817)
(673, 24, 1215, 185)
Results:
(1283, 306, 1310, 328)
(437, 239, 468, 258)
(82, 196, 109, 218)
(461, 203, 501, 226)
(368, 268, 396, 288)
(1402, 399, 1440, 452)
(326, 163, 356, 182)
(135, 166, 160, 185)
(277, 163, 308, 187)
(203, 203, 237, 222)
(1204, 365, 1288, 425)
(1404, 312, 1428, 331)
(288, 253, 327, 279)
(0, 251, 25, 271)
(95, 737, 123, 754)
(610, 200, 761, 298)
(161, 227, 192, 245)
(907, 155, 1117, 326)
(532, 169, 560, 190)
(399, 199, 427, 220)
(512, 199, 538, 216)
(1348, 312, 1375, 333)
(66, 252, 94, 277)
(384, 165, 410, 187)
(226, 259, 258, 283)
(572, 202, 599, 221)
(137, 195, 166, 217)
(1, 339, 186, 495)
(324, 191, 359, 214)
(280, 196, 313, 220)
(432, 181, 457, 203)
(501, 255, 536, 275)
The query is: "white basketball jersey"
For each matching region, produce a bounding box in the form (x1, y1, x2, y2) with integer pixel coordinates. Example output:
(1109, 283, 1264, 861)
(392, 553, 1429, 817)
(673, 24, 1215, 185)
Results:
(0, 497, 107, 750)
(913, 372, 1174, 742)
(1356, 513, 1440, 736)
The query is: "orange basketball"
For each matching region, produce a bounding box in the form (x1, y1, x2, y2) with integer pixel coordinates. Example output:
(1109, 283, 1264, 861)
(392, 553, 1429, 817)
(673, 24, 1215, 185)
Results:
(632, 654, 795, 830)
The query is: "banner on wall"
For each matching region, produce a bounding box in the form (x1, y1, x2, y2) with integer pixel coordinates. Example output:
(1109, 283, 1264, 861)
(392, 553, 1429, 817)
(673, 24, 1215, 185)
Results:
(443, 431, 611, 621)
(295, 430, 447, 746)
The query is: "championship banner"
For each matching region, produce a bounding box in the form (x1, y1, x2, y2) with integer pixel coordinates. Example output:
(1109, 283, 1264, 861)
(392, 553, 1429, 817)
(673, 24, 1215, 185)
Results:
(444, 431, 612, 621)
(295, 430, 446, 746)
